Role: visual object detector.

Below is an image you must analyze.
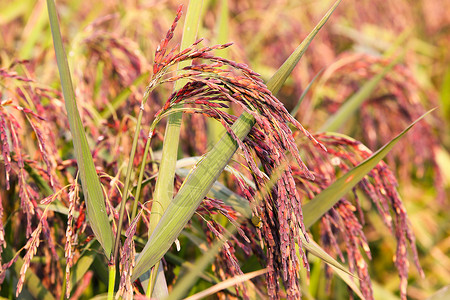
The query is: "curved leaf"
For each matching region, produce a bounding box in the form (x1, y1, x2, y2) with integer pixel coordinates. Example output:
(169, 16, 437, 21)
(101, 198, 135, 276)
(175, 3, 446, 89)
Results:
(166, 224, 237, 300)
(299, 236, 365, 299)
(319, 55, 402, 132)
(183, 269, 267, 300)
(46, 0, 113, 257)
(303, 109, 435, 228)
(290, 69, 324, 116)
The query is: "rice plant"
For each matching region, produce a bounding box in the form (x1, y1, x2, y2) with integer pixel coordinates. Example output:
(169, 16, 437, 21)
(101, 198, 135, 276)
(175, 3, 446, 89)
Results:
(0, 0, 448, 299)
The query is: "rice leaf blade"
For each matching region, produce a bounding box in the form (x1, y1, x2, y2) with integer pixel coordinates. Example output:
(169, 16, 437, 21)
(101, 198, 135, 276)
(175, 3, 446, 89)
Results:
(303, 109, 435, 228)
(300, 235, 356, 278)
(319, 55, 401, 132)
(68, 242, 104, 294)
(183, 269, 267, 300)
(133, 113, 254, 280)
(165, 224, 236, 300)
(207, 0, 230, 144)
(290, 69, 324, 117)
(176, 167, 251, 218)
(177, 160, 363, 297)
(46, 0, 113, 257)
(267, 0, 341, 94)
(298, 236, 365, 299)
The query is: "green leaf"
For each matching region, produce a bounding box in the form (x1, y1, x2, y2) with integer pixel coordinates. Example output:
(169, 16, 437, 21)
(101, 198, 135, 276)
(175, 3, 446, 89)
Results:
(176, 167, 251, 219)
(164, 251, 227, 286)
(440, 68, 450, 119)
(133, 113, 254, 281)
(267, 0, 342, 95)
(303, 109, 436, 228)
(216, 0, 229, 57)
(142, 1, 205, 296)
(329, 264, 365, 300)
(290, 69, 324, 117)
(207, 0, 230, 144)
(300, 235, 356, 279)
(166, 224, 236, 300)
(299, 236, 365, 299)
(69, 242, 102, 296)
(139, 263, 169, 298)
(46, 0, 113, 258)
(319, 55, 402, 132)
(133, 0, 341, 281)
(183, 269, 267, 300)
(99, 72, 149, 120)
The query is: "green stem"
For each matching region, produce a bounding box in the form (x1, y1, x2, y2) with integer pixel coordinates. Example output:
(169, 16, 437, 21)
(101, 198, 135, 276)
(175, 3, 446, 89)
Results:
(60, 273, 67, 300)
(146, 261, 161, 298)
(113, 78, 157, 261)
(112, 107, 144, 262)
(108, 263, 116, 300)
(131, 122, 157, 221)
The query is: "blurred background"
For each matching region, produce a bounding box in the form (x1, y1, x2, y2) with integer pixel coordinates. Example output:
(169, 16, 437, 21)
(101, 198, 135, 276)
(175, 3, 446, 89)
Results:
(1, 0, 449, 299)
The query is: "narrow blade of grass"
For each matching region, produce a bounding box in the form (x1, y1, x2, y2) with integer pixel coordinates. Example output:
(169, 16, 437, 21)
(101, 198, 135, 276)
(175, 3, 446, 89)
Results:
(440, 68, 450, 119)
(166, 163, 359, 298)
(176, 167, 250, 218)
(300, 235, 357, 279)
(165, 224, 236, 300)
(298, 236, 365, 299)
(46, 0, 113, 257)
(330, 264, 366, 299)
(290, 69, 324, 116)
(184, 269, 267, 300)
(133, 0, 341, 280)
(303, 109, 436, 228)
(319, 55, 402, 132)
(164, 251, 234, 290)
(267, 0, 341, 94)
(99, 72, 149, 120)
(68, 242, 102, 296)
(179, 163, 360, 291)
(133, 113, 254, 280)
